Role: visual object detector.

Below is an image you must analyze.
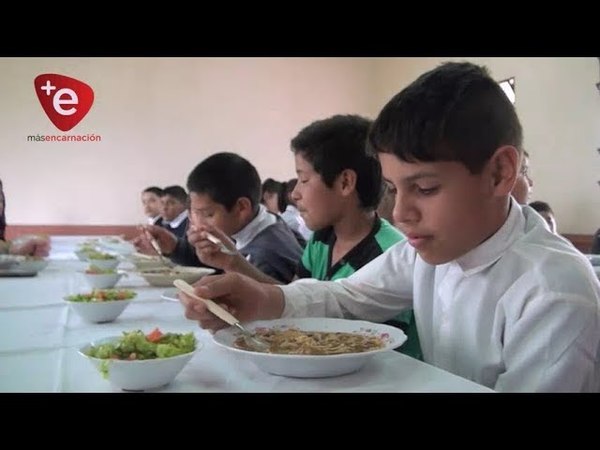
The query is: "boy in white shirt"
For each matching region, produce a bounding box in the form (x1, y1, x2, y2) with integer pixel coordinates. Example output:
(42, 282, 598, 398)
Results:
(179, 61, 600, 392)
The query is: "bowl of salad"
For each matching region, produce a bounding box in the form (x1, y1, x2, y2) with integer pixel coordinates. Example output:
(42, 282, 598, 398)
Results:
(64, 289, 137, 323)
(83, 251, 120, 270)
(83, 265, 124, 289)
(79, 328, 199, 391)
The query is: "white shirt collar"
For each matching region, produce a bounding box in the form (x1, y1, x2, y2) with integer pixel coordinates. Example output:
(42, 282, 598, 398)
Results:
(148, 215, 161, 225)
(231, 204, 277, 249)
(453, 198, 523, 275)
(163, 210, 189, 228)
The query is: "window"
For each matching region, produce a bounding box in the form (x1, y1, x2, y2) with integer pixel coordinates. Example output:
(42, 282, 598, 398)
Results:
(499, 77, 515, 104)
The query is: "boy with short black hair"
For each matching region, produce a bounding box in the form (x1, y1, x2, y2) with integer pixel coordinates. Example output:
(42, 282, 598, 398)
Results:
(528, 200, 557, 234)
(141, 186, 164, 226)
(159, 185, 189, 239)
(136, 153, 303, 284)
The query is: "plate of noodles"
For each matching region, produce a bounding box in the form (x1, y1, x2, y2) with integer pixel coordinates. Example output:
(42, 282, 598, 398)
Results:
(213, 317, 406, 378)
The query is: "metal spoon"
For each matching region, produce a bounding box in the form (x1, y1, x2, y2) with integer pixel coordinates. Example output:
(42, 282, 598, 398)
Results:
(143, 229, 175, 268)
(205, 232, 238, 256)
(173, 279, 270, 352)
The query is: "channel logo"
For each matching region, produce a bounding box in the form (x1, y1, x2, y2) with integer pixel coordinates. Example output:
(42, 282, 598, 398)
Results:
(34, 74, 94, 132)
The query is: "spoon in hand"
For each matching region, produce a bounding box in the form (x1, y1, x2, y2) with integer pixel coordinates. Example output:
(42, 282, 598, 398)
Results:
(173, 279, 270, 352)
(143, 229, 175, 268)
(205, 232, 237, 256)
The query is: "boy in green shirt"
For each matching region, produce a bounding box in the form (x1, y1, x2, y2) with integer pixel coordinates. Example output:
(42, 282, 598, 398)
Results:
(193, 115, 421, 358)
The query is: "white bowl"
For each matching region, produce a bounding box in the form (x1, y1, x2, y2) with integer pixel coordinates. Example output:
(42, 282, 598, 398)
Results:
(74, 247, 97, 261)
(83, 272, 124, 289)
(0, 255, 24, 269)
(213, 318, 407, 378)
(140, 266, 215, 287)
(99, 238, 136, 255)
(161, 288, 179, 302)
(131, 257, 166, 271)
(15, 258, 49, 273)
(585, 254, 600, 267)
(78, 333, 199, 391)
(85, 258, 120, 270)
(64, 290, 136, 323)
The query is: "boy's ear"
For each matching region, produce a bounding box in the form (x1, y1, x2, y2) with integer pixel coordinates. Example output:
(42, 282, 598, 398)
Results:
(337, 169, 357, 196)
(489, 145, 519, 196)
(235, 197, 254, 216)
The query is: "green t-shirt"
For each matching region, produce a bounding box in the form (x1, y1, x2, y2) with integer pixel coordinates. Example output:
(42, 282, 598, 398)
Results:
(297, 217, 402, 281)
(296, 217, 422, 360)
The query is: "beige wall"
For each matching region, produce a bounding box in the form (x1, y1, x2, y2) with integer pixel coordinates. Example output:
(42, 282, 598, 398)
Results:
(1, 57, 598, 234)
(0, 57, 374, 225)
(371, 57, 600, 235)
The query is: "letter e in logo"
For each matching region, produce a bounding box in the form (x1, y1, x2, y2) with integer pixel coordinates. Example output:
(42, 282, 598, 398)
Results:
(34, 74, 94, 132)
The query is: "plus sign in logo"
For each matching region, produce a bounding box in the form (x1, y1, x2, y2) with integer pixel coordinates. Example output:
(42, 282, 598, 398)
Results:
(34, 74, 94, 132)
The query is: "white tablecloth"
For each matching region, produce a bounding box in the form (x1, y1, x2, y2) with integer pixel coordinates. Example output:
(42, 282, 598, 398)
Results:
(0, 236, 493, 393)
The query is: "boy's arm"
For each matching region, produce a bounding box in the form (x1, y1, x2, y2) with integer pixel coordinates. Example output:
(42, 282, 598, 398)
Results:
(280, 243, 414, 321)
(228, 254, 282, 284)
(168, 236, 202, 266)
(496, 293, 600, 392)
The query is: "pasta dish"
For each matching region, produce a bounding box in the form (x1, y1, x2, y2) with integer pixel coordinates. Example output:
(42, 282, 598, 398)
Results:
(234, 328, 385, 355)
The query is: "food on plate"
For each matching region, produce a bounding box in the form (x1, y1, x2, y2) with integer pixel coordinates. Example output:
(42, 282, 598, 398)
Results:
(85, 265, 117, 275)
(66, 289, 136, 302)
(86, 251, 117, 260)
(234, 327, 386, 355)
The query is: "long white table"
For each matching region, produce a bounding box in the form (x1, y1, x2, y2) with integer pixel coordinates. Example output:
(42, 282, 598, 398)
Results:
(0, 236, 493, 393)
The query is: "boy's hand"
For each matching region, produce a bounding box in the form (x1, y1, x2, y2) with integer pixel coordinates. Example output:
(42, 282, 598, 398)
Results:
(131, 225, 178, 256)
(10, 235, 51, 257)
(178, 272, 284, 332)
(188, 225, 241, 271)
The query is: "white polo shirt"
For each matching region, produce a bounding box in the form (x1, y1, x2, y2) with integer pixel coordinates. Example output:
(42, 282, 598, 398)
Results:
(279, 199, 600, 392)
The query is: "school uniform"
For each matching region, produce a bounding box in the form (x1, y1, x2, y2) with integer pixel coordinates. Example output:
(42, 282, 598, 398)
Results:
(279, 199, 600, 392)
(281, 204, 312, 241)
(148, 215, 163, 226)
(160, 210, 189, 239)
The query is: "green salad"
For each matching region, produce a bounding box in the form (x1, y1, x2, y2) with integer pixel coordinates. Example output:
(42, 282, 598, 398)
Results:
(66, 289, 136, 302)
(85, 265, 116, 275)
(86, 251, 117, 260)
(85, 329, 196, 377)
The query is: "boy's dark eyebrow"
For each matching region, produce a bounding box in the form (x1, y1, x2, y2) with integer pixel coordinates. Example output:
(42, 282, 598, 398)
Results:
(402, 172, 440, 183)
(191, 206, 212, 213)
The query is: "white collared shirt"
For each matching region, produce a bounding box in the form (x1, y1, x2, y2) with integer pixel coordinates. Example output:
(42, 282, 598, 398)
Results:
(231, 204, 277, 251)
(148, 215, 161, 225)
(279, 199, 600, 392)
(162, 210, 188, 229)
(281, 205, 312, 240)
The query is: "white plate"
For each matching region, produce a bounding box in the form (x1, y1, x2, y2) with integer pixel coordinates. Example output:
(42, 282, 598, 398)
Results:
(584, 254, 600, 267)
(14, 258, 49, 273)
(140, 267, 215, 287)
(0, 268, 38, 277)
(161, 288, 179, 302)
(213, 318, 406, 378)
(0, 254, 24, 269)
